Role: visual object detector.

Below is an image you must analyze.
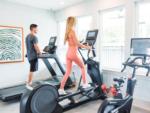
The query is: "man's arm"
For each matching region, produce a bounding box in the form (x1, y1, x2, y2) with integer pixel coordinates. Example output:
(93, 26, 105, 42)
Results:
(34, 43, 41, 54)
(32, 36, 41, 54)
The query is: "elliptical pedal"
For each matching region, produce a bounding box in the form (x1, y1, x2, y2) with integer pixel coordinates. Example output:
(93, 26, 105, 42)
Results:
(59, 92, 71, 97)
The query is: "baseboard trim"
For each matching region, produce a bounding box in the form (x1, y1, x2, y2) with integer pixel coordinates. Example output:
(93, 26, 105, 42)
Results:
(133, 99, 150, 111)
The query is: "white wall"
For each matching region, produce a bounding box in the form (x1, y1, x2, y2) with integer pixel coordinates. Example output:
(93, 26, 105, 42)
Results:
(55, 0, 133, 59)
(55, 0, 126, 20)
(55, 0, 148, 58)
(0, 1, 57, 88)
(55, 0, 150, 110)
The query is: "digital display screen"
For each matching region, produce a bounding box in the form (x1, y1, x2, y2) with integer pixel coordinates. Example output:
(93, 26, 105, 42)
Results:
(131, 38, 150, 56)
(50, 38, 55, 43)
(85, 30, 98, 46)
(49, 37, 56, 46)
(88, 31, 96, 37)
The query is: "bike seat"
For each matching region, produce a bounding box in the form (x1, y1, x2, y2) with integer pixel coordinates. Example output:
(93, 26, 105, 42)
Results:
(113, 78, 125, 84)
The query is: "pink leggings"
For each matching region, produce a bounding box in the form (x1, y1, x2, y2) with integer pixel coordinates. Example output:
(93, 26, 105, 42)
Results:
(60, 48, 86, 89)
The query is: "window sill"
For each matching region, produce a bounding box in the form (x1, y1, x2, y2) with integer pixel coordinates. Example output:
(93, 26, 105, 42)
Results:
(102, 68, 150, 76)
(102, 67, 122, 72)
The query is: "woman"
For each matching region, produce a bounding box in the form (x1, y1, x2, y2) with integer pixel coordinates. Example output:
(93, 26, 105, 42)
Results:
(59, 16, 91, 95)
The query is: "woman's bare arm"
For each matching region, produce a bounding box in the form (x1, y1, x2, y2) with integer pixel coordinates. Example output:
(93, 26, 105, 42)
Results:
(70, 30, 91, 49)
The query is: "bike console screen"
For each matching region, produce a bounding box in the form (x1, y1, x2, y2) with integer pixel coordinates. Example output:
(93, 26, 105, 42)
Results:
(131, 38, 150, 56)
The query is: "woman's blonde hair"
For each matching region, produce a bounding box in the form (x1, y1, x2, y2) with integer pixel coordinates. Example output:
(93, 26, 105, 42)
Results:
(64, 16, 76, 44)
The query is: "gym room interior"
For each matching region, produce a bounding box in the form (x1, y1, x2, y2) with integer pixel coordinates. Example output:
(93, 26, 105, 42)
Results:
(0, 0, 150, 113)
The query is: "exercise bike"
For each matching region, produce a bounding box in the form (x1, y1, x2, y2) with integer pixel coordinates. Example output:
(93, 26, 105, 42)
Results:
(98, 37, 150, 113)
(98, 56, 150, 113)
(20, 29, 105, 113)
(98, 59, 137, 113)
(101, 77, 126, 99)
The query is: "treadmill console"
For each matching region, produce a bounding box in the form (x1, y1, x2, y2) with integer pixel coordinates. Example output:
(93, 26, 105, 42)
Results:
(43, 36, 57, 54)
(85, 29, 98, 46)
(49, 36, 57, 46)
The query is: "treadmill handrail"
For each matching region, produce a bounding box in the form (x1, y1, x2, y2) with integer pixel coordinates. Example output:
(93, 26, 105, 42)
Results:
(38, 53, 65, 75)
(38, 53, 57, 58)
(38, 53, 74, 86)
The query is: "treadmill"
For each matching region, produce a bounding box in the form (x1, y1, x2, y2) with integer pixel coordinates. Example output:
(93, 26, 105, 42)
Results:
(0, 84, 27, 102)
(0, 37, 73, 102)
(38, 36, 73, 87)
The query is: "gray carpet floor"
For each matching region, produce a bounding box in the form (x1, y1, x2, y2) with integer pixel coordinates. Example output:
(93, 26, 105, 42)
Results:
(0, 100, 150, 113)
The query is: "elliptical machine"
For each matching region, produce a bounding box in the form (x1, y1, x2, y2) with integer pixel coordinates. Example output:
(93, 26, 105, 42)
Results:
(20, 29, 105, 113)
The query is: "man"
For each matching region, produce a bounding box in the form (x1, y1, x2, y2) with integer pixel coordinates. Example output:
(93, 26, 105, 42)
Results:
(26, 24, 41, 89)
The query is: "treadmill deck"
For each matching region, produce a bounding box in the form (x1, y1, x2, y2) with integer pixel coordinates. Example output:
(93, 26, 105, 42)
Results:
(0, 79, 60, 102)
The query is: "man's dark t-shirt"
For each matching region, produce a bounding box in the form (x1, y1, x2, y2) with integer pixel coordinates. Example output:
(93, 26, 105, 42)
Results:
(26, 34, 38, 61)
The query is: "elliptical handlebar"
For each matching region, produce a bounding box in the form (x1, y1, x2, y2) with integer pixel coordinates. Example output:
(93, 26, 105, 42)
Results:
(121, 58, 131, 72)
(78, 42, 96, 64)
(78, 29, 98, 63)
(91, 44, 96, 58)
(87, 43, 96, 59)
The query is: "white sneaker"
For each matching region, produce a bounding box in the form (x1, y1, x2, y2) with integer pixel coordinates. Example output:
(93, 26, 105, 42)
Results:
(82, 84, 91, 89)
(58, 89, 67, 95)
(26, 84, 33, 90)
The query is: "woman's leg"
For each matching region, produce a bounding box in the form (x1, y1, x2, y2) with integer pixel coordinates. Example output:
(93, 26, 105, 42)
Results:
(60, 58, 72, 89)
(73, 55, 86, 84)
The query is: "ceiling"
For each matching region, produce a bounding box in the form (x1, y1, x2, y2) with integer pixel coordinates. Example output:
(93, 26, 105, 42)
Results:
(6, 0, 87, 11)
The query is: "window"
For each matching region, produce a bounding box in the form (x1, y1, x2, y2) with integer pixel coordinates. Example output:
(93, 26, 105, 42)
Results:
(100, 7, 125, 70)
(135, 1, 150, 76)
(77, 16, 93, 41)
(58, 20, 66, 47)
(136, 2, 150, 37)
(57, 20, 67, 63)
(77, 16, 93, 59)
(57, 16, 93, 62)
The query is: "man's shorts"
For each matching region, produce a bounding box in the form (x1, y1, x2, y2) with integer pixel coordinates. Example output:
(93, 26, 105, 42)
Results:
(29, 58, 38, 72)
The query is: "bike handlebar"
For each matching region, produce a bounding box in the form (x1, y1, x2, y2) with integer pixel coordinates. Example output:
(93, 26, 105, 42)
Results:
(121, 56, 150, 77)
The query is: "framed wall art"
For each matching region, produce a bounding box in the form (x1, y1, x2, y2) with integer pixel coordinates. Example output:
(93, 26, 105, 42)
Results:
(0, 26, 24, 63)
